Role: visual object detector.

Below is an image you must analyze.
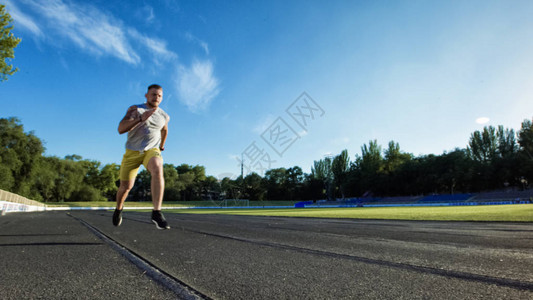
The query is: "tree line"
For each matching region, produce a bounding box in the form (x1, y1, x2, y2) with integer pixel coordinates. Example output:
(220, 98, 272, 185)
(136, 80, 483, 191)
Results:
(317, 123, 531, 200)
(1, 117, 533, 202)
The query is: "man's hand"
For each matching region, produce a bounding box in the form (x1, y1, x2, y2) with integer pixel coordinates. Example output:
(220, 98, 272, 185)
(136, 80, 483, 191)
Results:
(125, 105, 140, 120)
(118, 105, 140, 134)
(140, 108, 157, 122)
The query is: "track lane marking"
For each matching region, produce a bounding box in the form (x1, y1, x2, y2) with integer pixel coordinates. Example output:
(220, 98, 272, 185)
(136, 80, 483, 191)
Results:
(67, 213, 212, 300)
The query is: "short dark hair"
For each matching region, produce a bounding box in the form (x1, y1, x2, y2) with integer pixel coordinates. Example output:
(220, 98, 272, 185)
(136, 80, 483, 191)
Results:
(147, 84, 162, 91)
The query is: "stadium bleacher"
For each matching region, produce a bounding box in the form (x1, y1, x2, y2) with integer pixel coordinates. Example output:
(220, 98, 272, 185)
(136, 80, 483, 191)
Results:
(418, 194, 473, 203)
(297, 189, 533, 208)
(471, 190, 533, 203)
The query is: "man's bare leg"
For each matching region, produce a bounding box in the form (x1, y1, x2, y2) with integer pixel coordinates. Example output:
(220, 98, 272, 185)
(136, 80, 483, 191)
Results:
(147, 156, 164, 211)
(116, 180, 134, 210)
(147, 156, 169, 229)
(113, 180, 134, 226)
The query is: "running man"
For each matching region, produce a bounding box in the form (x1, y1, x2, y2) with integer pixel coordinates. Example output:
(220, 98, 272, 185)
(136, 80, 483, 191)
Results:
(113, 84, 170, 229)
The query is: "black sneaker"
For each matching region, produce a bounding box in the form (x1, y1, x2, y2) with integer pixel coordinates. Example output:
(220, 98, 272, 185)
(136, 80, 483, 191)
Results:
(112, 209, 122, 226)
(151, 210, 170, 229)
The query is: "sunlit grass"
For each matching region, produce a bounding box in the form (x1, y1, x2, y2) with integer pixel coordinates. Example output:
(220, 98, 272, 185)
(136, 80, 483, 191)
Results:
(168, 204, 533, 222)
(43, 201, 533, 222)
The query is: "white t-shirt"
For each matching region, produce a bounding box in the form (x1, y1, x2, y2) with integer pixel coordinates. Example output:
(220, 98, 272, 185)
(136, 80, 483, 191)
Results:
(125, 104, 170, 151)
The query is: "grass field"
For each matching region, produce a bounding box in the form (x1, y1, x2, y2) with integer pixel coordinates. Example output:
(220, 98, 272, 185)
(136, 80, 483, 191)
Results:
(43, 201, 533, 222)
(168, 204, 533, 222)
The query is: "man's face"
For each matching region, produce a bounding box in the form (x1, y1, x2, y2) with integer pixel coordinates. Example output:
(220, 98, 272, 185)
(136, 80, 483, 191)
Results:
(145, 88, 163, 108)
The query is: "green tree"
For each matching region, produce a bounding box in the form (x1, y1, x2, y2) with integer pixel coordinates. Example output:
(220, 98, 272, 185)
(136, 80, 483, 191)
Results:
(492, 126, 519, 189)
(99, 163, 120, 200)
(355, 140, 384, 196)
(0, 117, 44, 197)
(70, 185, 106, 202)
(243, 172, 266, 200)
(331, 150, 350, 198)
(176, 164, 203, 200)
(77, 158, 100, 186)
(40, 156, 85, 202)
(360, 140, 384, 174)
(518, 119, 533, 159)
(0, 5, 21, 82)
(409, 154, 439, 195)
(127, 169, 151, 201)
(60, 157, 115, 202)
(497, 125, 517, 158)
(517, 118, 533, 187)
(466, 125, 522, 190)
(0, 163, 14, 191)
(163, 163, 181, 201)
(467, 126, 498, 163)
(381, 141, 413, 195)
(31, 156, 58, 202)
(192, 165, 207, 182)
(301, 173, 324, 201)
(391, 156, 420, 195)
(383, 141, 412, 174)
(311, 157, 333, 200)
(264, 168, 288, 200)
(220, 177, 240, 199)
(200, 175, 221, 200)
(286, 166, 304, 200)
(434, 149, 472, 194)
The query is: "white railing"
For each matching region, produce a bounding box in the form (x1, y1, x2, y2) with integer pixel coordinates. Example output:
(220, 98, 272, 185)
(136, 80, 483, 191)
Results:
(0, 189, 46, 215)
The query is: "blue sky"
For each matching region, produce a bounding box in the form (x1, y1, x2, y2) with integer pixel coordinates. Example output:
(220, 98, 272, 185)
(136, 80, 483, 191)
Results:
(3, 0, 533, 179)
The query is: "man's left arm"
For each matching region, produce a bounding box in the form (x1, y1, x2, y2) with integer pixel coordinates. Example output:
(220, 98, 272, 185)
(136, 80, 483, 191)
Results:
(160, 120, 169, 151)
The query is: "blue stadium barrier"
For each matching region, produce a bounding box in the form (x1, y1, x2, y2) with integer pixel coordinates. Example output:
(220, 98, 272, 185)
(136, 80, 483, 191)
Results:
(295, 201, 313, 208)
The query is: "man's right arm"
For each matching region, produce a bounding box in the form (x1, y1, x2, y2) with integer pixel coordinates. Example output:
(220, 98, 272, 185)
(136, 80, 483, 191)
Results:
(118, 105, 141, 134)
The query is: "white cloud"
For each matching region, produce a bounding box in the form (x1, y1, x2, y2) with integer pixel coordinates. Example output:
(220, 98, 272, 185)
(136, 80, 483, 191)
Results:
(185, 32, 209, 55)
(142, 5, 155, 24)
(4, 0, 43, 37)
(128, 29, 177, 63)
(12, 0, 180, 66)
(175, 60, 220, 112)
(298, 130, 309, 137)
(476, 117, 490, 124)
(23, 0, 140, 64)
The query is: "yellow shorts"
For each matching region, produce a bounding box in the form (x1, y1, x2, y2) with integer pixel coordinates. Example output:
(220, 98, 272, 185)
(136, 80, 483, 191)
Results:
(119, 148, 162, 181)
